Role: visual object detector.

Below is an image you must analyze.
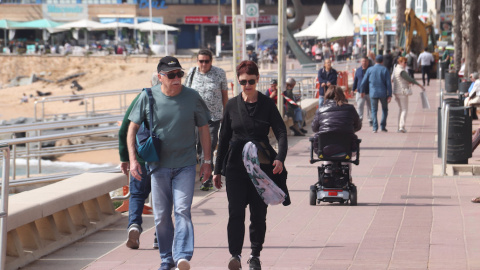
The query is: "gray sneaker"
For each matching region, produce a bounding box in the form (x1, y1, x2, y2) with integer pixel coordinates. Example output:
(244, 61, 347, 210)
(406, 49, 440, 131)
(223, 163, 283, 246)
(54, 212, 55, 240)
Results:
(126, 224, 141, 249)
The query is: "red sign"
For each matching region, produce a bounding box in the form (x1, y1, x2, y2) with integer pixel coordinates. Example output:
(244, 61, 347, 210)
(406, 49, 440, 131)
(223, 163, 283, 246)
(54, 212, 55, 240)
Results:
(225, 15, 275, 25)
(184, 16, 219, 24)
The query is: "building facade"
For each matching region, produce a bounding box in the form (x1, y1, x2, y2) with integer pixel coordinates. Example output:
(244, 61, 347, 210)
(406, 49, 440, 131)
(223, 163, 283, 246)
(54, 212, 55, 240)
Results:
(0, 0, 334, 49)
(352, 0, 453, 50)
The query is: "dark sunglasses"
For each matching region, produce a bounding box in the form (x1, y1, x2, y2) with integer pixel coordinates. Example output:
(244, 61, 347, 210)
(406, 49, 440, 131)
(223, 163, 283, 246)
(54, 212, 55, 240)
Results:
(198, 60, 211, 64)
(161, 71, 184, 79)
(239, 79, 256, 86)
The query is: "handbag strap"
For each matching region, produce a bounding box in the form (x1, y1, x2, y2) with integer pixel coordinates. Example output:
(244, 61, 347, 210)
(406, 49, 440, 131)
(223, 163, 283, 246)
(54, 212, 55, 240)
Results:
(187, 67, 196, 88)
(144, 88, 154, 137)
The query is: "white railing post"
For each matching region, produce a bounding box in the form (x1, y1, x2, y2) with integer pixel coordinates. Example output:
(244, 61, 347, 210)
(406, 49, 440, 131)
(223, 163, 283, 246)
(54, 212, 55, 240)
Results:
(0, 142, 11, 270)
(442, 104, 450, 176)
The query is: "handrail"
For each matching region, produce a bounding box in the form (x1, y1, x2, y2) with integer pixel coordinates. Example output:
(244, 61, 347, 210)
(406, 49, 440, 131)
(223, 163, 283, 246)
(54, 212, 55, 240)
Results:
(0, 126, 119, 179)
(0, 115, 122, 135)
(0, 142, 11, 270)
(34, 89, 141, 121)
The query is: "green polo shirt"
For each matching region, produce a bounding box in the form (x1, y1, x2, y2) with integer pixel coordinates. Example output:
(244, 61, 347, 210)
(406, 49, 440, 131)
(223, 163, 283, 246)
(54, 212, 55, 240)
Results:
(128, 84, 210, 168)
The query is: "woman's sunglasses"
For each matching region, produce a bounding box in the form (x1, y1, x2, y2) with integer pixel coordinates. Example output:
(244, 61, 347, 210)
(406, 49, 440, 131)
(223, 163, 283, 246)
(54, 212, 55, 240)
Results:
(161, 71, 185, 79)
(198, 60, 211, 64)
(239, 79, 256, 86)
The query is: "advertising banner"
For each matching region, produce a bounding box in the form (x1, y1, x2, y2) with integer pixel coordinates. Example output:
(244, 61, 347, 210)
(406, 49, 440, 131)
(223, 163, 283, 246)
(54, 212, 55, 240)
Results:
(42, 4, 88, 22)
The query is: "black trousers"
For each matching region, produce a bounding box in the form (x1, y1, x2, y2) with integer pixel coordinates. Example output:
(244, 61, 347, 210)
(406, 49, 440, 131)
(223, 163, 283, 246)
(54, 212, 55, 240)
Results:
(225, 166, 268, 257)
(407, 68, 415, 79)
(421, 65, 431, 86)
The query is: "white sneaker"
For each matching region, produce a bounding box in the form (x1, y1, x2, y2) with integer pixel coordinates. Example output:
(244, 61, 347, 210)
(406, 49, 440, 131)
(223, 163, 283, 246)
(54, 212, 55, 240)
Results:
(176, 258, 190, 270)
(126, 224, 140, 249)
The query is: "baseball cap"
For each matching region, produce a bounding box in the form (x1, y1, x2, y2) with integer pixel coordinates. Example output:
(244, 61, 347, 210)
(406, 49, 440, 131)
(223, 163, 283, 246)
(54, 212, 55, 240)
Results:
(157, 56, 183, 72)
(270, 79, 278, 85)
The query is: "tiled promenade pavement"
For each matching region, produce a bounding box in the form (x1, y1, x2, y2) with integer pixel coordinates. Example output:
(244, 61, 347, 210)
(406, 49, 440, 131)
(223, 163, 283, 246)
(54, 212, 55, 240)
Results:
(26, 78, 480, 270)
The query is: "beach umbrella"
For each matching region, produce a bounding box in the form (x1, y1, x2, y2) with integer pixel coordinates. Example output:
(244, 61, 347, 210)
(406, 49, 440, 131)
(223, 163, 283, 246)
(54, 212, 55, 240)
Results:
(91, 22, 134, 41)
(56, 19, 105, 45)
(0, 19, 21, 47)
(134, 22, 178, 55)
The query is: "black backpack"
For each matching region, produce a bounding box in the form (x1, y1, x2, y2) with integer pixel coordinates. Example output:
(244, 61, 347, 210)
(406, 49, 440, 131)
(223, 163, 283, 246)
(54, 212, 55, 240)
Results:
(407, 55, 413, 67)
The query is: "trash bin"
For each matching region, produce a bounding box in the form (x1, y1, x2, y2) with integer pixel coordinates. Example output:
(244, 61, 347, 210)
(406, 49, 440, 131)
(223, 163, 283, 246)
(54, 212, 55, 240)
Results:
(437, 98, 462, 158)
(458, 81, 472, 94)
(446, 107, 472, 164)
(445, 73, 459, 93)
(439, 62, 449, 79)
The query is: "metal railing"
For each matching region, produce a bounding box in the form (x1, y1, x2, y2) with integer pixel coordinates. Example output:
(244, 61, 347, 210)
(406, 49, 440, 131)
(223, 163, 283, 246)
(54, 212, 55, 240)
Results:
(33, 89, 142, 122)
(0, 115, 122, 178)
(0, 143, 10, 270)
(0, 126, 119, 179)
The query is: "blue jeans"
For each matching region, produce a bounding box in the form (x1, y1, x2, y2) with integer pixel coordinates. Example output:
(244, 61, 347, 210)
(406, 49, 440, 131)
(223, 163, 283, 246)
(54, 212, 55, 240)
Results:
(127, 163, 151, 231)
(318, 96, 325, 108)
(370, 97, 389, 131)
(149, 164, 196, 265)
(293, 107, 303, 123)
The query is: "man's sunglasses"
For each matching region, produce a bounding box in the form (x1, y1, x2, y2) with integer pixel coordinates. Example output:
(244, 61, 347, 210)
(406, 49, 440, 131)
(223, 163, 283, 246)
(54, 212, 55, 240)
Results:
(239, 79, 256, 86)
(198, 60, 211, 64)
(160, 71, 185, 79)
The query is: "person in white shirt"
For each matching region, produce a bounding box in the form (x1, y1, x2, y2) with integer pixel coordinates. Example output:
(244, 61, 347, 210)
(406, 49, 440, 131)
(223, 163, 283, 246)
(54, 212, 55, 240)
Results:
(417, 47, 435, 86)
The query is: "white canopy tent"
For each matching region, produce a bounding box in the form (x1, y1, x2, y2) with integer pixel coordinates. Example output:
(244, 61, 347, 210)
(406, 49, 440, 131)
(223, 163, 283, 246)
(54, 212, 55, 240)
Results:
(134, 21, 179, 55)
(55, 19, 107, 45)
(91, 22, 134, 41)
(294, 2, 335, 39)
(322, 4, 354, 39)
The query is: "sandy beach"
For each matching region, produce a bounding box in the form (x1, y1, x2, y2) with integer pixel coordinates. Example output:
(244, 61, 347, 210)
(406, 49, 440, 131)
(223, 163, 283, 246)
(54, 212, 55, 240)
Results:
(0, 55, 238, 166)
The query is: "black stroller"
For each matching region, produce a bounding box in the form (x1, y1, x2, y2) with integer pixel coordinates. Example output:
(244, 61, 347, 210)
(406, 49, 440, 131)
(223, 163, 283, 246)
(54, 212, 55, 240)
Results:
(309, 132, 361, 205)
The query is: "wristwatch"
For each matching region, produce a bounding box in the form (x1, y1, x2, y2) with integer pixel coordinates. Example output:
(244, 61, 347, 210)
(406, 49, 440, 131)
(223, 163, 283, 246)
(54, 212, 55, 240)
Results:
(203, 160, 212, 164)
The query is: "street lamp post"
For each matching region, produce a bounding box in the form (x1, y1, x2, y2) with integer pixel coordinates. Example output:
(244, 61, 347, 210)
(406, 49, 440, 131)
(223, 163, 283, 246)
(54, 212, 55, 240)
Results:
(366, 0, 370, 54)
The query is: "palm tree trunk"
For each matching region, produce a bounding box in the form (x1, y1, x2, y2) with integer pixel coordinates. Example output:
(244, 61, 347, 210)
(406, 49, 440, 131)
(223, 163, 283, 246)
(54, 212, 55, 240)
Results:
(466, 0, 479, 75)
(453, 0, 462, 73)
(395, 0, 406, 46)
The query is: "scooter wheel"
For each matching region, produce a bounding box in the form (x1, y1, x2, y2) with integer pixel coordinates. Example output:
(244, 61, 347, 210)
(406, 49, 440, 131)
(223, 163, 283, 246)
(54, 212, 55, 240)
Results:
(309, 189, 317, 205)
(349, 185, 358, 206)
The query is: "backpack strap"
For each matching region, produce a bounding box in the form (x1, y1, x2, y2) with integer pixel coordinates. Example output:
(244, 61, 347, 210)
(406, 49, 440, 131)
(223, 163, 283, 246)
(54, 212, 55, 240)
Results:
(144, 88, 154, 137)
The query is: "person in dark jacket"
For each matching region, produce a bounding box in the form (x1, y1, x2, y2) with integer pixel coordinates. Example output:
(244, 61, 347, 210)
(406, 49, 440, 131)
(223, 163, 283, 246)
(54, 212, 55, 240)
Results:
(118, 72, 159, 250)
(213, 60, 289, 270)
(383, 49, 394, 74)
(352, 56, 372, 126)
(317, 58, 338, 107)
(312, 85, 362, 154)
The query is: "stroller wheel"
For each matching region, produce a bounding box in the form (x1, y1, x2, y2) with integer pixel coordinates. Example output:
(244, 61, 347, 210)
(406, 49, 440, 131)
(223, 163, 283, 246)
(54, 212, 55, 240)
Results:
(309, 188, 317, 205)
(349, 185, 358, 206)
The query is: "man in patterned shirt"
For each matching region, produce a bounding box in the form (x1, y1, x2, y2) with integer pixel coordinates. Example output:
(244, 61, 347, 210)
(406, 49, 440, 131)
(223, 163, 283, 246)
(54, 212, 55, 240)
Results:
(185, 49, 228, 190)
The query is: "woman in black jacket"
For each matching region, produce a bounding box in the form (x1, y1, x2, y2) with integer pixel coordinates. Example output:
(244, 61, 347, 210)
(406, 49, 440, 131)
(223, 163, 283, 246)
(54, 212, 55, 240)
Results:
(212, 60, 288, 270)
(312, 85, 362, 154)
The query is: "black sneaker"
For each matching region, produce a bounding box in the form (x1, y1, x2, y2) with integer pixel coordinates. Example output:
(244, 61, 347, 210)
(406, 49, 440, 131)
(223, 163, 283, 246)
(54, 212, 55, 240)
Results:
(247, 256, 261, 270)
(200, 179, 213, 191)
(300, 128, 308, 134)
(228, 255, 242, 270)
(153, 235, 158, 249)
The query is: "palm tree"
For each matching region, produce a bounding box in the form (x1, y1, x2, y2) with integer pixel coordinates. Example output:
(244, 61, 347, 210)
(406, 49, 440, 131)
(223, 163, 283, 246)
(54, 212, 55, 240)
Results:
(395, 0, 406, 46)
(453, 0, 462, 73)
(465, 0, 479, 75)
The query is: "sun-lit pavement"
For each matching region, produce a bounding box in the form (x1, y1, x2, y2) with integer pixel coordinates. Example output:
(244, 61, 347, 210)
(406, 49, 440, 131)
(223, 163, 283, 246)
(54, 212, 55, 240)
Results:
(24, 77, 480, 270)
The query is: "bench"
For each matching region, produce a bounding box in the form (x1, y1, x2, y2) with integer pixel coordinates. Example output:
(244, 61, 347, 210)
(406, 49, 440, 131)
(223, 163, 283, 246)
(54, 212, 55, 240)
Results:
(5, 173, 127, 270)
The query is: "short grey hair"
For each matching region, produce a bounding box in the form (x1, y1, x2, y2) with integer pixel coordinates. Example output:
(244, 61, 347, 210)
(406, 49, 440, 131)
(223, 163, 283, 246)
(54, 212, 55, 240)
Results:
(471, 72, 479, 80)
(151, 71, 160, 86)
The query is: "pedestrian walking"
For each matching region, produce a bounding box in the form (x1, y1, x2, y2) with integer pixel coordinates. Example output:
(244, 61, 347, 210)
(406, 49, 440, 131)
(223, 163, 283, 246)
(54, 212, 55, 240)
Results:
(185, 49, 228, 191)
(119, 72, 160, 250)
(212, 60, 289, 270)
(127, 56, 212, 270)
(417, 47, 435, 86)
(352, 56, 372, 126)
(391, 56, 424, 133)
(317, 58, 338, 107)
(406, 51, 418, 78)
(360, 55, 393, 133)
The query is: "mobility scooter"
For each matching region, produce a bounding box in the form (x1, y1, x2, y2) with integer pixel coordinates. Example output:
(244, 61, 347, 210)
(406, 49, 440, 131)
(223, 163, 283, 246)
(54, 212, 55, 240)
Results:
(309, 132, 361, 206)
